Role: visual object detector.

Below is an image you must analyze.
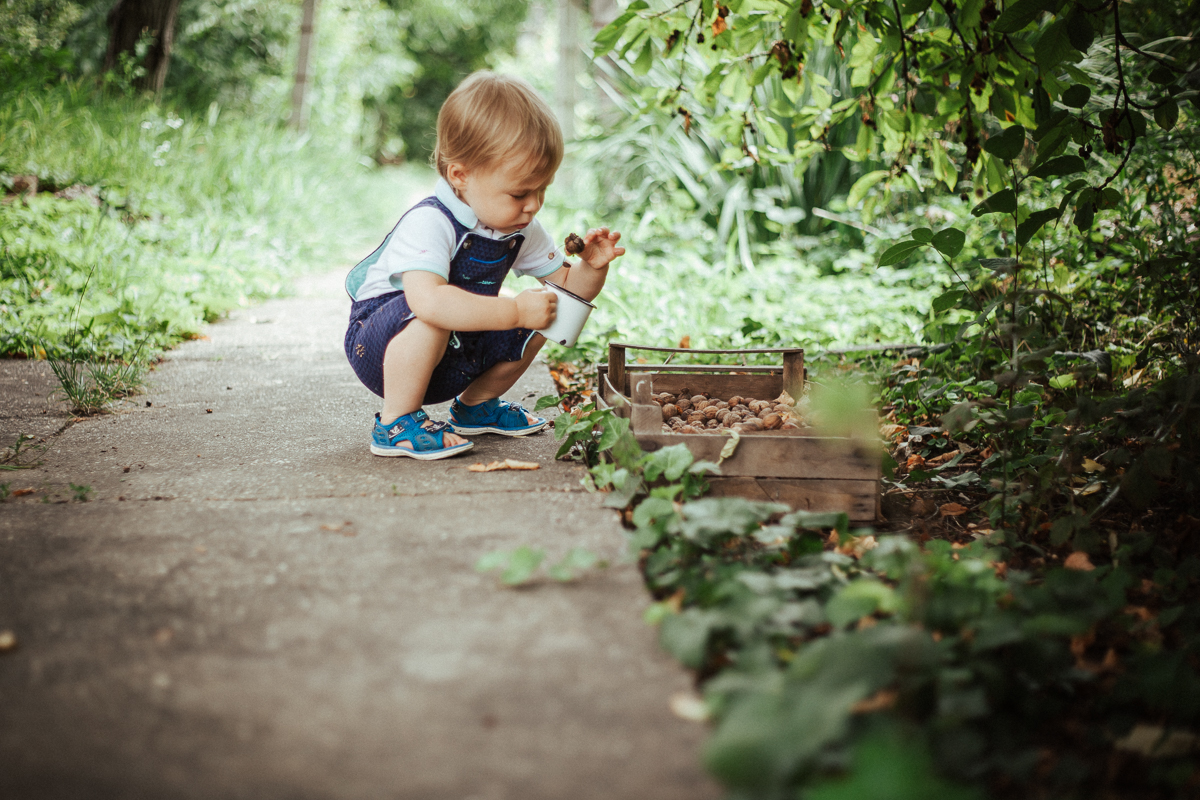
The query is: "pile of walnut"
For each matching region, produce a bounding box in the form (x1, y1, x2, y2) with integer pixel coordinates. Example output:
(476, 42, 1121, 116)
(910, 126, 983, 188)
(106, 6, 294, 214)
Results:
(650, 391, 806, 434)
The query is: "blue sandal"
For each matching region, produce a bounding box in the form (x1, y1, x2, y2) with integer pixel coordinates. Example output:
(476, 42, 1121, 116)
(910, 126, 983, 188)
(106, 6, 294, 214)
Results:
(448, 397, 548, 437)
(370, 410, 474, 459)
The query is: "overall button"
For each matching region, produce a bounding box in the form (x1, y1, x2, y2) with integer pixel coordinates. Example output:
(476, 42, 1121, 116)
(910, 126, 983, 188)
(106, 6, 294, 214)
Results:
(462, 239, 471, 250)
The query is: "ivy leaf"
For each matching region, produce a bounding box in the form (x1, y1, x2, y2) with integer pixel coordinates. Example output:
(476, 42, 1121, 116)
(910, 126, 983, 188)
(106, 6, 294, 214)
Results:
(972, 188, 1017, 216)
(1029, 154, 1085, 179)
(546, 547, 600, 581)
(983, 125, 1027, 162)
(910, 227, 934, 243)
(1061, 84, 1091, 108)
(1155, 100, 1180, 131)
(500, 545, 545, 586)
(992, 0, 1044, 33)
(932, 228, 966, 258)
(534, 394, 561, 411)
(932, 288, 966, 314)
(877, 240, 926, 267)
(643, 443, 695, 482)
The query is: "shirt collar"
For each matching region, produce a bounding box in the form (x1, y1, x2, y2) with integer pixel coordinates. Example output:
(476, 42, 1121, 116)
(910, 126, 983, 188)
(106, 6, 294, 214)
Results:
(435, 177, 478, 229)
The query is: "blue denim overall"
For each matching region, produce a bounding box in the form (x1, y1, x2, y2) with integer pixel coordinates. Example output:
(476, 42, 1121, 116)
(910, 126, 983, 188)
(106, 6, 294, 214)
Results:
(343, 198, 537, 403)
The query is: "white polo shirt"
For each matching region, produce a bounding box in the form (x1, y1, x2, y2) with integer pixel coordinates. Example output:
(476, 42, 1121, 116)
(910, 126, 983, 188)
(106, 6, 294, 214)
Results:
(353, 178, 565, 302)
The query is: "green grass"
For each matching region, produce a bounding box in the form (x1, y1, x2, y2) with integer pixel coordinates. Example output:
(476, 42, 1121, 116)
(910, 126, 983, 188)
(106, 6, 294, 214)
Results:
(1, 80, 419, 409)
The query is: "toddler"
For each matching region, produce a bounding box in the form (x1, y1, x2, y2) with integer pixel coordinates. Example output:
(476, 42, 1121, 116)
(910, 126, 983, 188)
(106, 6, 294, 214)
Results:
(344, 71, 624, 459)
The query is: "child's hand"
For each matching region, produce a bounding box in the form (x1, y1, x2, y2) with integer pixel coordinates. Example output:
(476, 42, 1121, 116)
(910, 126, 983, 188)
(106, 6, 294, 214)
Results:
(578, 228, 625, 270)
(515, 288, 557, 329)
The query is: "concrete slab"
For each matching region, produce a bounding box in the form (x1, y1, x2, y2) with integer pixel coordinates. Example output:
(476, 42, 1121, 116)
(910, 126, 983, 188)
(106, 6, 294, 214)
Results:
(0, 271, 719, 799)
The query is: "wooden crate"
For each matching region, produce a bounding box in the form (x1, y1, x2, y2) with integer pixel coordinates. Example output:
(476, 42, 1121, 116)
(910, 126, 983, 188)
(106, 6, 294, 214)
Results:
(599, 343, 880, 524)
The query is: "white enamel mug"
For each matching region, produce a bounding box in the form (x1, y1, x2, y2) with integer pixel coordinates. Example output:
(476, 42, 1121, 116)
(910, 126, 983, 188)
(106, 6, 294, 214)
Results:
(535, 280, 596, 347)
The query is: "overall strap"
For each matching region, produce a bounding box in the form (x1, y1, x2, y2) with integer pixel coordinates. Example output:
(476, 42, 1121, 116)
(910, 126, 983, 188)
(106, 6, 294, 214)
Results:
(344, 197, 468, 299)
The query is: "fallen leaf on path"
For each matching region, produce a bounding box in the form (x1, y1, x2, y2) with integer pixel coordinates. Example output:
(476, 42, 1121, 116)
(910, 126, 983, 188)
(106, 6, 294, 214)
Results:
(880, 423, 906, 441)
(939, 502, 969, 517)
(1082, 458, 1105, 473)
(1064, 551, 1095, 571)
(906, 454, 926, 470)
(669, 691, 710, 722)
(851, 689, 897, 714)
(910, 495, 936, 517)
(468, 459, 540, 472)
(320, 521, 356, 537)
(1115, 724, 1199, 758)
(11, 488, 34, 497)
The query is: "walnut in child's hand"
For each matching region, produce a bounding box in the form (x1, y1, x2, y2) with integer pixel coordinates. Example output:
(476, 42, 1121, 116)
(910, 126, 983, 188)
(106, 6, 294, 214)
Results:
(565, 233, 585, 255)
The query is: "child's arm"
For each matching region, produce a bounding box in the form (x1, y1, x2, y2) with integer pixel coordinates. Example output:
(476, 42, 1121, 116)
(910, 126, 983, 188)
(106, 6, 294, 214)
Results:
(403, 271, 557, 331)
(548, 227, 625, 301)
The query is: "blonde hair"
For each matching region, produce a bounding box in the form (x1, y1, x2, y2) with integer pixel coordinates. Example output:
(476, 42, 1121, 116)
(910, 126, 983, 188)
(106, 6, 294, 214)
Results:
(434, 71, 564, 184)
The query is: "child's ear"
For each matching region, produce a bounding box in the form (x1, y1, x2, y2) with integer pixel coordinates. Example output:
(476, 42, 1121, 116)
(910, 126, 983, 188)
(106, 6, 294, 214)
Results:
(445, 162, 469, 191)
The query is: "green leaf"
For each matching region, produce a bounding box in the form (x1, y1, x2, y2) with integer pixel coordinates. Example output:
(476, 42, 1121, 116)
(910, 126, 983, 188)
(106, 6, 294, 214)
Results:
(592, 9, 641, 57)
(1017, 207, 1061, 244)
(643, 443, 695, 482)
(1066, 13, 1095, 52)
(475, 550, 510, 573)
(1148, 65, 1176, 85)
(500, 545, 545, 585)
(632, 496, 678, 529)
(1074, 199, 1094, 231)
(1034, 20, 1075, 72)
(971, 188, 1017, 216)
(631, 39, 654, 76)
(910, 227, 933, 244)
(1029, 154, 1085, 179)
(877, 240, 926, 267)
(825, 580, 897, 628)
(1048, 373, 1076, 390)
(1155, 100, 1180, 131)
(547, 547, 600, 581)
(1060, 84, 1091, 108)
(847, 169, 889, 207)
(932, 228, 966, 258)
(983, 125, 1027, 162)
(750, 60, 773, 88)
(932, 289, 966, 314)
(992, 0, 1043, 33)
(660, 609, 719, 668)
(534, 394, 561, 411)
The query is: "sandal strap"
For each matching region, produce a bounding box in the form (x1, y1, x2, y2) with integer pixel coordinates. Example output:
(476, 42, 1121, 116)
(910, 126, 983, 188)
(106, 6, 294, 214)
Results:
(383, 411, 449, 452)
(454, 397, 539, 428)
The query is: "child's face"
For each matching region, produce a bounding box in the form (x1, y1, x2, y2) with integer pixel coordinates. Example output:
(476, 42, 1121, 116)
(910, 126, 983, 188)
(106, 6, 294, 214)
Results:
(446, 159, 551, 235)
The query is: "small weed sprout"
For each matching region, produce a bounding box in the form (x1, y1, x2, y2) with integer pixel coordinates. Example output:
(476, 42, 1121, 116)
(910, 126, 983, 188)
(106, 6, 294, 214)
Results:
(70, 483, 92, 502)
(0, 483, 10, 501)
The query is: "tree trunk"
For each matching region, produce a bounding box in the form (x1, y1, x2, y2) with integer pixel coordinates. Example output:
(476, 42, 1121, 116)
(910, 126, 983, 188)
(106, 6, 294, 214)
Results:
(556, 0, 579, 141)
(103, 0, 183, 95)
(289, 0, 320, 131)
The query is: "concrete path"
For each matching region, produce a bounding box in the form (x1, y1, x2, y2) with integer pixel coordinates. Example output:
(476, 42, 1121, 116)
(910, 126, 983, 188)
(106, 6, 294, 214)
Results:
(0, 271, 718, 800)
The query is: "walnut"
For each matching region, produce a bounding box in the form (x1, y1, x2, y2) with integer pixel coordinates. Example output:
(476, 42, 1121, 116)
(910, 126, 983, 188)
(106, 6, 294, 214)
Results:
(565, 232, 585, 255)
(763, 412, 782, 430)
(661, 403, 679, 419)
